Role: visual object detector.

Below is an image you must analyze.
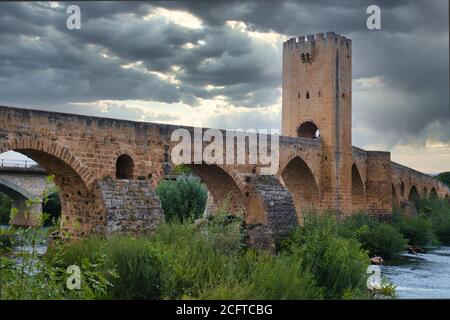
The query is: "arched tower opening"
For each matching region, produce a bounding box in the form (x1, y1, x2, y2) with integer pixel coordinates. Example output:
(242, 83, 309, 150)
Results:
(297, 121, 319, 139)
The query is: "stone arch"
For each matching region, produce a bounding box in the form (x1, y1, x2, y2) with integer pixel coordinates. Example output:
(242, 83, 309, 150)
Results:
(1, 138, 99, 237)
(408, 185, 419, 201)
(351, 163, 366, 212)
(0, 176, 34, 200)
(392, 183, 399, 209)
(116, 154, 134, 179)
(281, 156, 320, 221)
(297, 121, 319, 139)
(430, 187, 438, 199)
(2, 138, 95, 189)
(400, 181, 405, 197)
(186, 163, 246, 215)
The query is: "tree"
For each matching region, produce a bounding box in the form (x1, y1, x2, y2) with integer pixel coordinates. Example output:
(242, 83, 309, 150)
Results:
(437, 172, 450, 188)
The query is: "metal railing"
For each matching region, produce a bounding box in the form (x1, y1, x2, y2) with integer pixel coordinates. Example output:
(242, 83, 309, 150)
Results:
(0, 159, 39, 168)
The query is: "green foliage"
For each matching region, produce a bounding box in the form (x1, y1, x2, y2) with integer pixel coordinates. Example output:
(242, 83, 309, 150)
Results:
(437, 172, 450, 188)
(392, 211, 435, 246)
(42, 192, 61, 227)
(0, 192, 11, 225)
(172, 164, 193, 176)
(155, 174, 208, 222)
(414, 197, 450, 244)
(197, 250, 322, 299)
(0, 225, 116, 299)
(358, 224, 407, 259)
(339, 213, 406, 259)
(282, 212, 370, 299)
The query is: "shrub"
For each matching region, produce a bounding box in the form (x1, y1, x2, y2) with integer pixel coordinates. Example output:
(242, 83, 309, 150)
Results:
(103, 237, 163, 299)
(155, 174, 208, 222)
(196, 201, 246, 256)
(338, 213, 406, 258)
(358, 223, 407, 259)
(152, 222, 233, 299)
(283, 212, 370, 299)
(198, 250, 322, 299)
(415, 197, 450, 244)
(392, 211, 434, 246)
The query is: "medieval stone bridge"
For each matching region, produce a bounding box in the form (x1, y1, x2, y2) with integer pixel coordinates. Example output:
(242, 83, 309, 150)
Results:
(0, 106, 448, 248)
(0, 32, 448, 249)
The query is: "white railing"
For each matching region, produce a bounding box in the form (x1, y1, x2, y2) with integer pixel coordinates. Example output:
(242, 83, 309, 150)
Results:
(0, 159, 39, 168)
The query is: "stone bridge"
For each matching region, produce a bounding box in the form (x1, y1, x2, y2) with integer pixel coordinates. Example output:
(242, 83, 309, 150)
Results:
(0, 106, 448, 248)
(0, 162, 55, 226)
(0, 32, 448, 249)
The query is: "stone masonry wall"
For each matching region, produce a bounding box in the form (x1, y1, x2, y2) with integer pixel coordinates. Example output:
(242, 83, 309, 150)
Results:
(96, 179, 164, 234)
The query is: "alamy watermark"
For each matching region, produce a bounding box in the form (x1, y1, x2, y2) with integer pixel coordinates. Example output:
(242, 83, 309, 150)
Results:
(171, 128, 280, 175)
(366, 5, 381, 30)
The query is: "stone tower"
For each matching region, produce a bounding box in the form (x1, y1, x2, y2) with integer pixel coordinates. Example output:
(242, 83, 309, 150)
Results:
(281, 32, 353, 214)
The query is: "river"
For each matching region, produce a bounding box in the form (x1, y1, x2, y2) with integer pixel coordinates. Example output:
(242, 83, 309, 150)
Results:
(381, 246, 450, 299)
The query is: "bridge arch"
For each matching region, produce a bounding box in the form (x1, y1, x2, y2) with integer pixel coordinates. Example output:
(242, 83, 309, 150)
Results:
(281, 156, 320, 221)
(351, 163, 365, 212)
(408, 185, 419, 201)
(297, 121, 319, 139)
(430, 187, 438, 199)
(0, 176, 34, 200)
(186, 163, 246, 215)
(1, 138, 98, 236)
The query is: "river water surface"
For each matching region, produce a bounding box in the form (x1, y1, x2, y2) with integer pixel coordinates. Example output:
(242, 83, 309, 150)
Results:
(381, 246, 450, 299)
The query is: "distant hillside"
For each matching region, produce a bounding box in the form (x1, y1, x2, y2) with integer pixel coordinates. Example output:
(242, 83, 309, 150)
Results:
(437, 172, 450, 188)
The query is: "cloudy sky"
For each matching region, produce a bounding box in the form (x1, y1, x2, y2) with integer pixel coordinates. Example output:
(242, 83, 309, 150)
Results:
(0, 1, 448, 173)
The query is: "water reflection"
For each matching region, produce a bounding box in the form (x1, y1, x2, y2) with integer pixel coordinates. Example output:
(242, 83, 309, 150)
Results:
(382, 246, 450, 299)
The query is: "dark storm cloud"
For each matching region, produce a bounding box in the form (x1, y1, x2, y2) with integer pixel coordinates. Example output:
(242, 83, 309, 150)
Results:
(0, 1, 448, 147)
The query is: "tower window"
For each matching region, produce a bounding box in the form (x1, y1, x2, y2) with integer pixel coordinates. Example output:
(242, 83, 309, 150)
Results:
(318, 91, 321, 97)
(297, 121, 319, 139)
(306, 91, 310, 99)
(342, 93, 346, 98)
(297, 92, 300, 99)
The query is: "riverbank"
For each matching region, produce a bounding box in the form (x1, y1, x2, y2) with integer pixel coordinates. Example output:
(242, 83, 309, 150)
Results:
(1, 196, 449, 300)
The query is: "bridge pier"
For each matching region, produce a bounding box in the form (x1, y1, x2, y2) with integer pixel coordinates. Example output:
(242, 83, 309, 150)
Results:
(9, 199, 42, 226)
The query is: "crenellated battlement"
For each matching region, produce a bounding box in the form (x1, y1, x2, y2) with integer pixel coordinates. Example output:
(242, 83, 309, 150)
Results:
(283, 31, 350, 47)
(283, 32, 351, 63)
(283, 32, 351, 64)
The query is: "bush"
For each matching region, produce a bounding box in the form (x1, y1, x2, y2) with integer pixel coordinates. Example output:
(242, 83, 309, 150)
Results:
(155, 174, 208, 222)
(339, 213, 406, 258)
(282, 212, 370, 299)
(415, 197, 450, 244)
(198, 250, 322, 299)
(392, 211, 435, 246)
(358, 224, 407, 259)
